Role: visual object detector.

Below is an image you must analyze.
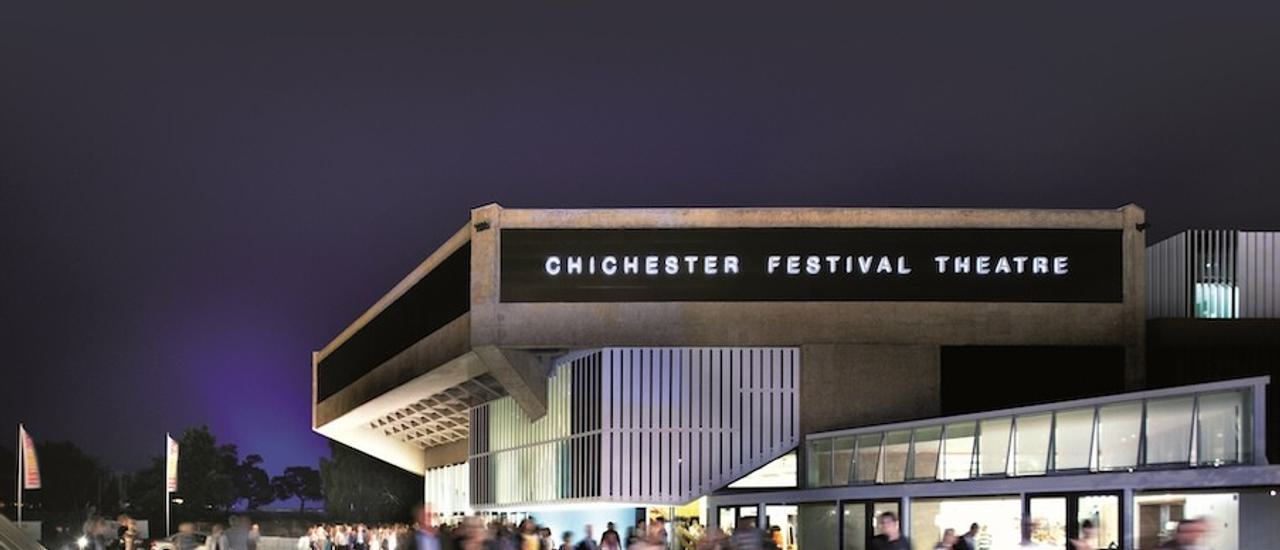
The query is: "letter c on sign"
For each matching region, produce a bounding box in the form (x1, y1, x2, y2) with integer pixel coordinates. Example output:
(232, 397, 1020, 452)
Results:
(545, 256, 561, 275)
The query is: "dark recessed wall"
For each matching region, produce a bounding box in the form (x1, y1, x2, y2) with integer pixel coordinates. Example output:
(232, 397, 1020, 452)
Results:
(941, 345, 1126, 415)
(317, 244, 471, 401)
(1147, 318, 1280, 463)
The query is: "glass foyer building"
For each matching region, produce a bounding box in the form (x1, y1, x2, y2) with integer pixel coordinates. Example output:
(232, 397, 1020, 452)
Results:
(312, 205, 1280, 549)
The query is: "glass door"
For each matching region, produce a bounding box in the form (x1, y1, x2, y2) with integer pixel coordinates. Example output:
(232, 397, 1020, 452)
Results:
(839, 500, 899, 550)
(1075, 494, 1120, 550)
(1027, 496, 1068, 547)
(1026, 493, 1121, 550)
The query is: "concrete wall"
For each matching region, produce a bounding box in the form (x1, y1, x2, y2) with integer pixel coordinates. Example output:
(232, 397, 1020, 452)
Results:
(1239, 491, 1280, 550)
(800, 344, 940, 436)
(471, 204, 1147, 433)
(313, 204, 1148, 479)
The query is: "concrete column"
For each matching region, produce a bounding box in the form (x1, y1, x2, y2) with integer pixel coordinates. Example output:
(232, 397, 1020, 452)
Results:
(900, 496, 912, 540)
(1122, 488, 1134, 550)
(1120, 203, 1147, 390)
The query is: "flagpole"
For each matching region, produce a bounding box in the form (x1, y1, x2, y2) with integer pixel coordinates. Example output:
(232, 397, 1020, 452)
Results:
(165, 432, 171, 538)
(16, 423, 23, 525)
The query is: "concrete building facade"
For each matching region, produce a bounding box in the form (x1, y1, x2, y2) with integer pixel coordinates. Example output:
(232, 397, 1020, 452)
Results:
(311, 204, 1279, 549)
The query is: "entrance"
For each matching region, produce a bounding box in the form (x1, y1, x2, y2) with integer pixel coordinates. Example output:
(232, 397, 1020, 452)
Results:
(840, 501, 899, 550)
(1026, 493, 1121, 549)
(718, 505, 759, 534)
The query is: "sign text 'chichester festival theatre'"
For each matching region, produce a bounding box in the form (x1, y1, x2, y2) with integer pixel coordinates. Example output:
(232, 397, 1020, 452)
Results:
(544, 253, 1071, 277)
(499, 228, 1123, 303)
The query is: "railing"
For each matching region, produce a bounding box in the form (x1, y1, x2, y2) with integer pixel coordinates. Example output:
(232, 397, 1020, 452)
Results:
(805, 377, 1267, 488)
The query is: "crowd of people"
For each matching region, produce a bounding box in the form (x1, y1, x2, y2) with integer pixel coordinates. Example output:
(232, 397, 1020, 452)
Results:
(297, 508, 1215, 550)
(299, 524, 411, 550)
(297, 507, 794, 550)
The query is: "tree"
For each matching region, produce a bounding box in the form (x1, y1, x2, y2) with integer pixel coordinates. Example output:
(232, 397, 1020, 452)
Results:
(319, 442, 420, 524)
(35, 441, 112, 532)
(173, 426, 240, 516)
(126, 426, 240, 525)
(234, 455, 275, 510)
(0, 446, 14, 521)
(271, 466, 321, 513)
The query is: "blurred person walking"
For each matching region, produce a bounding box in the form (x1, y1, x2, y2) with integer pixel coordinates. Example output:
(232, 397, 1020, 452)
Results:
(411, 505, 441, 550)
(175, 523, 201, 550)
(599, 530, 622, 550)
(869, 513, 910, 550)
(1069, 520, 1097, 550)
(336, 526, 351, 550)
(227, 517, 252, 550)
(354, 526, 368, 550)
(1157, 518, 1209, 550)
(209, 525, 229, 550)
(575, 526, 597, 550)
(953, 524, 978, 550)
(935, 529, 957, 550)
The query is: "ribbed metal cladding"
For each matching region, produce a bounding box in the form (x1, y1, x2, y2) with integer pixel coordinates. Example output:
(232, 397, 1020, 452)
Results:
(1190, 229, 1239, 318)
(468, 350, 603, 507)
(1238, 231, 1280, 317)
(598, 347, 799, 505)
(466, 347, 799, 509)
(1148, 229, 1280, 319)
(1147, 232, 1188, 318)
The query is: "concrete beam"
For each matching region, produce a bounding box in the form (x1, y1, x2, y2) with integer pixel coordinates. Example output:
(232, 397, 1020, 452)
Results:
(474, 345, 550, 420)
(424, 440, 469, 470)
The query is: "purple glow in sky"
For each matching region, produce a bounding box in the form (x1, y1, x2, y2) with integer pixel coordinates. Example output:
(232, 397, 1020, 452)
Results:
(2, 1, 1280, 474)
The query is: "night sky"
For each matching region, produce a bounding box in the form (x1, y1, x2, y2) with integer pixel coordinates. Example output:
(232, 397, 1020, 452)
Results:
(3, 2, 1279, 476)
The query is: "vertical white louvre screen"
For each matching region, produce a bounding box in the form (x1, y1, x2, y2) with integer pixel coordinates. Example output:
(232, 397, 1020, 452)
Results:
(424, 462, 471, 521)
(469, 347, 799, 508)
(600, 347, 800, 505)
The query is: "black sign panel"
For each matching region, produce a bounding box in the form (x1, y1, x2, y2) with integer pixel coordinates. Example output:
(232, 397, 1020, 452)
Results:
(500, 228, 1124, 303)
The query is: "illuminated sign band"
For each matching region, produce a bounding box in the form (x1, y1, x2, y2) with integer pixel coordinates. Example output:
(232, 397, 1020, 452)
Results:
(500, 228, 1123, 303)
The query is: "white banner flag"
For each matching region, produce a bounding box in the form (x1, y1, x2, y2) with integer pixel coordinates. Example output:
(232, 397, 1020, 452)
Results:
(166, 434, 179, 493)
(20, 424, 40, 490)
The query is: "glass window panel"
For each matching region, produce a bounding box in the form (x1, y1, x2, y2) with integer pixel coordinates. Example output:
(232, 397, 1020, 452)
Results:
(766, 505, 798, 550)
(1014, 413, 1052, 475)
(1097, 401, 1142, 470)
(841, 503, 866, 550)
(978, 417, 1012, 476)
(941, 422, 976, 480)
(1145, 396, 1195, 465)
(1028, 497, 1067, 548)
(881, 430, 912, 483)
(908, 497, 1022, 550)
(1077, 495, 1120, 550)
(808, 439, 833, 487)
(719, 508, 737, 534)
(910, 426, 943, 480)
(832, 437, 855, 486)
(872, 502, 899, 536)
(1198, 391, 1244, 466)
(855, 433, 883, 483)
(1054, 408, 1095, 471)
(730, 450, 798, 488)
(796, 502, 837, 550)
